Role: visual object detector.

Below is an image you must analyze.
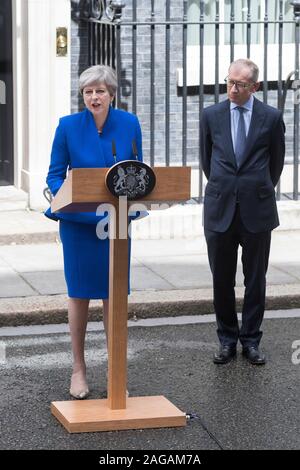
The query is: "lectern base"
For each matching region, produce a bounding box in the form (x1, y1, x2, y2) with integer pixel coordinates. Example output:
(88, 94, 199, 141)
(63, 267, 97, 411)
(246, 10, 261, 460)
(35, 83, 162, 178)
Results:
(51, 395, 186, 433)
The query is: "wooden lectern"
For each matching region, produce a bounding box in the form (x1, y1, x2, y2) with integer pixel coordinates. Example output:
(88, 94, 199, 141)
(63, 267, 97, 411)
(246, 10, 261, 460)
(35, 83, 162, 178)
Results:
(51, 166, 191, 433)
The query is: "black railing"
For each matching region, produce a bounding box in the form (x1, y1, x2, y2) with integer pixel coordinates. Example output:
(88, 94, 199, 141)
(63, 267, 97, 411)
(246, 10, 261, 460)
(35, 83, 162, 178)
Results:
(80, 0, 300, 201)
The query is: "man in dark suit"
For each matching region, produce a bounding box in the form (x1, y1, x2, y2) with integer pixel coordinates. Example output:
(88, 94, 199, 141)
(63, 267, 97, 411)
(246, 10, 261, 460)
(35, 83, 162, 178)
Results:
(200, 58, 285, 365)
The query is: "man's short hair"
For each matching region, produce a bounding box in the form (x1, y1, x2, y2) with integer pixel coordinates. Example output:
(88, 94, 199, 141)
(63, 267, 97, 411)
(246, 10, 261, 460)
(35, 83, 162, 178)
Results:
(229, 59, 259, 82)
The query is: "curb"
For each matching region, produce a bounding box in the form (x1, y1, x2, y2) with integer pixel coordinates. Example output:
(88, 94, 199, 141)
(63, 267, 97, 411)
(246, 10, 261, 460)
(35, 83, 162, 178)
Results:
(1, 293, 300, 327)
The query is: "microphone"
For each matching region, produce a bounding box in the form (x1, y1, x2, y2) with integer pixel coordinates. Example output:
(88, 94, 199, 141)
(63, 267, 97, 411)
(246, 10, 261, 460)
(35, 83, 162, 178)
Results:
(112, 140, 117, 163)
(132, 140, 138, 160)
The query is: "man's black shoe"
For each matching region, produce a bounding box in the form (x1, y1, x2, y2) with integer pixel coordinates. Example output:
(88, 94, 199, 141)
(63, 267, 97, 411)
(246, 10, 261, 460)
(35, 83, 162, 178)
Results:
(213, 345, 236, 364)
(242, 346, 266, 365)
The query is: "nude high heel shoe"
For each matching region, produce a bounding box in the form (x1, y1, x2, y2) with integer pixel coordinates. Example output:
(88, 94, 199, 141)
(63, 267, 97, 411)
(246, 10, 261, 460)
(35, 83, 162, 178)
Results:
(69, 371, 89, 400)
(69, 387, 89, 400)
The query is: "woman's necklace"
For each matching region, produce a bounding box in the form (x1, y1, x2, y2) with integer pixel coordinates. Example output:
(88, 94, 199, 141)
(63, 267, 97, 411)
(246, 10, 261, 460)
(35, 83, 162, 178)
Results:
(96, 121, 104, 135)
(95, 107, 110, 135)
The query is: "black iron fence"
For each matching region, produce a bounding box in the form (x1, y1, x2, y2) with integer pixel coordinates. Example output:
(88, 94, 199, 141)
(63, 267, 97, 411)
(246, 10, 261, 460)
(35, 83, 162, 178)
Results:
(79, 0, 300, 201)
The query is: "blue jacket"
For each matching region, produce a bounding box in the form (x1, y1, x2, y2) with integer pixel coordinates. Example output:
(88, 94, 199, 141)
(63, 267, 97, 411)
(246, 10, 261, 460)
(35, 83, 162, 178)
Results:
(45, 106, 143, 223)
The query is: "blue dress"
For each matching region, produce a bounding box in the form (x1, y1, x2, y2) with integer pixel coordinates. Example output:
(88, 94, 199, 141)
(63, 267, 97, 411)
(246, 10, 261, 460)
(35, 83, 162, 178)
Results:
(45, 107, 142, 299)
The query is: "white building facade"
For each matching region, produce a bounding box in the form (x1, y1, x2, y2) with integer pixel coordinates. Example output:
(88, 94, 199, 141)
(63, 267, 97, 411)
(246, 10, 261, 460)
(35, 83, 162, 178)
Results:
(0, 0, 71, 209)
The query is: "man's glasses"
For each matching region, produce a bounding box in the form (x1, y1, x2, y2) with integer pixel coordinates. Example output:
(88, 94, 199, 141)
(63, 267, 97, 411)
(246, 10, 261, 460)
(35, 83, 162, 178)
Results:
(224, 77, 254, 90)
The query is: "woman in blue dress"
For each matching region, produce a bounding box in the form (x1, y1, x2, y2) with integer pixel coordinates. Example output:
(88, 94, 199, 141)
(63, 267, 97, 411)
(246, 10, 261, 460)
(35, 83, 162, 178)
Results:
(45, 65, 143, 399)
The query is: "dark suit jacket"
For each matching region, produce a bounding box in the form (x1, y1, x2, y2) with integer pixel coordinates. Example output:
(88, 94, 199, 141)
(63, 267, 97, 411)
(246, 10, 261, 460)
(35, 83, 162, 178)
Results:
(200, 97, 285, 233)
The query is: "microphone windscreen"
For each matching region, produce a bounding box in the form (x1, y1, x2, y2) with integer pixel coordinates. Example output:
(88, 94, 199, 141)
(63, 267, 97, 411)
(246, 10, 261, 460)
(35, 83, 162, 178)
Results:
(112, 140, 116, 156)
(132, 140, 138, 157)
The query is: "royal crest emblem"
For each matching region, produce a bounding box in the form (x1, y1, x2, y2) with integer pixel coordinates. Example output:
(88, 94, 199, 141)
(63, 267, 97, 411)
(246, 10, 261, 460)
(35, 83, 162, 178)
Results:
(106, 161, 156, 200)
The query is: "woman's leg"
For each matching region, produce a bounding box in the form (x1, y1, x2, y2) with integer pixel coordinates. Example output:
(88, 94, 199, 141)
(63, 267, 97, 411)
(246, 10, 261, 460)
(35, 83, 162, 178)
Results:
(68, 297, 90, 397)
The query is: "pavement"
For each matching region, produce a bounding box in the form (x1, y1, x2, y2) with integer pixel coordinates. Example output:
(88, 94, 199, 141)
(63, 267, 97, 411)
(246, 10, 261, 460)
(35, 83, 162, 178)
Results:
(0, 208, 300, 326)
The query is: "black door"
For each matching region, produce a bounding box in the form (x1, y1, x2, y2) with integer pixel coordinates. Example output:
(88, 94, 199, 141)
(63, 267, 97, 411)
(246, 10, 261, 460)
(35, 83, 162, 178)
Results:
(0, 0, 13, 185)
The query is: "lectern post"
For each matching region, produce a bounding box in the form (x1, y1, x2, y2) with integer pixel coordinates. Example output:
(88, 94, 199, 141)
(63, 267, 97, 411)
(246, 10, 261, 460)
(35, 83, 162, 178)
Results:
(107, 200, 128, 410)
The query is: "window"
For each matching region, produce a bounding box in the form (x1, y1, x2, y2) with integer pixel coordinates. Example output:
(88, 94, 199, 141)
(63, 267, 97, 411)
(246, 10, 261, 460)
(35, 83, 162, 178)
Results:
(224, 0, 261, 45)
(177, 0, 295, 86)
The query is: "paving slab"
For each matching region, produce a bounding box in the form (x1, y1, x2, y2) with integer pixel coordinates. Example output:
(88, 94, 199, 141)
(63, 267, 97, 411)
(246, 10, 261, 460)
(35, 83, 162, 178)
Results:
(142, 255, 213, 289)
(21, 271, 67, 295)
(131, 266, 174, 290)
(0, 267, 37, 298)
(0, 243, 64, 272)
